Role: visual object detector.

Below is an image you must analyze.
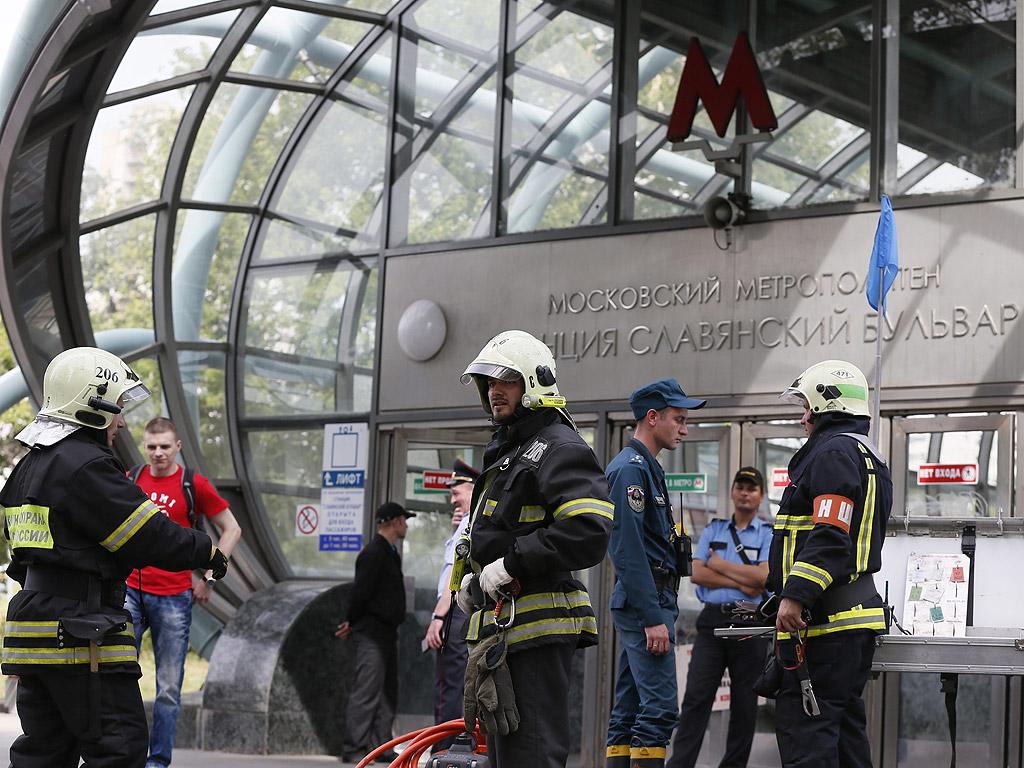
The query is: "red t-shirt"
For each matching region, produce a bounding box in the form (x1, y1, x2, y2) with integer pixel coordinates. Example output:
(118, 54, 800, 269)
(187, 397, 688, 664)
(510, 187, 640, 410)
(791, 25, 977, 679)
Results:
(126, 465, 229, 595)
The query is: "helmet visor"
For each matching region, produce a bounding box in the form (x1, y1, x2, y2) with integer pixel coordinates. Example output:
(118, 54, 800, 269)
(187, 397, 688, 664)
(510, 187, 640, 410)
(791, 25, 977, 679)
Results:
(779, 386, 807, 408)
(122, 381, 152, 404)
(460, 363, 522, 386)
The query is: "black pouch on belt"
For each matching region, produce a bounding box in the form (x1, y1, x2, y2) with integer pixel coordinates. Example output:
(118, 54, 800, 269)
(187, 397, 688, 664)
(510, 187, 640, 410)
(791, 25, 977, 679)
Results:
(675, 531, 693, 578)
(58, 614, 126, 645)
(752, 644, 783, 699)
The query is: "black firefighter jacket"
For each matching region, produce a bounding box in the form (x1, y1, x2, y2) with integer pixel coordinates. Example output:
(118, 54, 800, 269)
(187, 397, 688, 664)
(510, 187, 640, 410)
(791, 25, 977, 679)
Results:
(1, 427, 216, 676)
(466, 408, 613, 651)
(768, 413, 893, 638)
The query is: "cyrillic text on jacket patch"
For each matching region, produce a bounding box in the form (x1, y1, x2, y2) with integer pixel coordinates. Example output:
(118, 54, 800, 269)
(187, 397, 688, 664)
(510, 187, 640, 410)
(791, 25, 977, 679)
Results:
(812, 494, 854, 533)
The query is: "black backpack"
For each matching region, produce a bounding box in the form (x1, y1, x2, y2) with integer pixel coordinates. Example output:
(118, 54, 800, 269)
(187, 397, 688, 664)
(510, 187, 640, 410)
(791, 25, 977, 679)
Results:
(127, 464, 205, 533)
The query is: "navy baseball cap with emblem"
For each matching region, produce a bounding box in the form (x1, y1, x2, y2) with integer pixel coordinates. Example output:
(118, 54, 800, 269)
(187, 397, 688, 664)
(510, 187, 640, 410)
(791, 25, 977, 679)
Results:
(629, 378, 707, 420)
(445, 458, 480, 488)
(733, 466, 765, 490)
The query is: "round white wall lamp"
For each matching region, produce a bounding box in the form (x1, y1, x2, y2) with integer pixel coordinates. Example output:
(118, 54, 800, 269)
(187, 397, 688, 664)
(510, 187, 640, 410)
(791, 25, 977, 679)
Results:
(397, 300, 447, 361)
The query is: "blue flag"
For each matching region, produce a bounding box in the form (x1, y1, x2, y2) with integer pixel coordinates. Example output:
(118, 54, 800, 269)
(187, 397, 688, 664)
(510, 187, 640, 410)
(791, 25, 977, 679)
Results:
(865, 195, 899, 315)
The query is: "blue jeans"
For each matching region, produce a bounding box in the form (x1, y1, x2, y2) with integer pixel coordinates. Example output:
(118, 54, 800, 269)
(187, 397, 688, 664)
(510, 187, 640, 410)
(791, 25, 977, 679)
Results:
(126, 587, 193, 768)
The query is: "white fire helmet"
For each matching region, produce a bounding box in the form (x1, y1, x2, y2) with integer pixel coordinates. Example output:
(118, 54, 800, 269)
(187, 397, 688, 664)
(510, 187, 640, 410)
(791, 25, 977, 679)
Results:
(39, 347, 151, 429)
(460, 330, 562, 413)
(779, 359, 870, 417)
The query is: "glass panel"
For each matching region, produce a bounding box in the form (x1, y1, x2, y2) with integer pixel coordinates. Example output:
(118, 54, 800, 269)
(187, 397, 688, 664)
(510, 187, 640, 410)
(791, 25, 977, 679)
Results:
(505, 3, 614, 233)
(81, 88, 194, 222)
(274, 101, 388, 239)
(247, 427, 354, 577)
(80, 216, 156, 337)
(240, 259, 377, 416)
(273, 34, 392, 242)
(898, 674, 991, 766)
(172, 210, 250, 342)
(230, 9, 372, 83)
(904, 430, 998, 517)
(753, 1, 872, 209)
(122, 357, 164, 446)
(12, 258, 60, 365)
(754, 433, 805, 518)
(303, 0, 394, 13)
(108, 13, 237, 93)
(258, 218, 375, 263)
(182, 85, 313, 205)
(410, 0, 499, 43)
(177, 349, 233, 479)
(392, 5, 498, 245)
(896, 0, 1016, 195)
(8, 139, 52, 252)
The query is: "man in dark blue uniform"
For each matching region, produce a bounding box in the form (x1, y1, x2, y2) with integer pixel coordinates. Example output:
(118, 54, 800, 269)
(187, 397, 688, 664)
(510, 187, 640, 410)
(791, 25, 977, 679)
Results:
(457, 330, 613, 768)
(667, 467, 773, 768)
(770, 360, 892, 768)
(605, 379, 706, 768)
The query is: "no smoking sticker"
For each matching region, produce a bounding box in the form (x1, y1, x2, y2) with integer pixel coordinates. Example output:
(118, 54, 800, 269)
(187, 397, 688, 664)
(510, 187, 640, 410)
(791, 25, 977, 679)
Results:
(296, 505, 320, 537)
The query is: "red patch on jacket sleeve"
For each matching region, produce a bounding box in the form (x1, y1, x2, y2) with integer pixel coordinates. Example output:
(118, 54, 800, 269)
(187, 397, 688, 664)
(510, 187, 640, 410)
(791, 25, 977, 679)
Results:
(812, 494, 854, 533)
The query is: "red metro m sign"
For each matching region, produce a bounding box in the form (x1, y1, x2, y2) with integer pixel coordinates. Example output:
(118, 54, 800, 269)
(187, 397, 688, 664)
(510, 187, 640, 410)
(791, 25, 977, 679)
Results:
(667, 31, 777, 160)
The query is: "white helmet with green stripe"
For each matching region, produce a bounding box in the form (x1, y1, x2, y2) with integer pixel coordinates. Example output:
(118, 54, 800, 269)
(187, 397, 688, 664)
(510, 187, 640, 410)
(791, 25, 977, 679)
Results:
(780, 359, 870, 417)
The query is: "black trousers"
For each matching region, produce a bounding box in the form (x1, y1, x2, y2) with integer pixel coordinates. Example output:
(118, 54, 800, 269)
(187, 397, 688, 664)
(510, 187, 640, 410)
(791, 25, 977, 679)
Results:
(11, 671, 148, 768)
(667, 605, 768, 768)
(433, 608, 469, 752)
(486, 642, 575, 768)
(342, 631, 399, 757)
(774, 630, 876, 768)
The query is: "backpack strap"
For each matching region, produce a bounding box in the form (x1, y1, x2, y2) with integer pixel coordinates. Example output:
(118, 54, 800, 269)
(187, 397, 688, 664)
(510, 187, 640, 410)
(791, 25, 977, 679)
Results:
(127, 464, 144, 484)
(181, 467, 198, 529)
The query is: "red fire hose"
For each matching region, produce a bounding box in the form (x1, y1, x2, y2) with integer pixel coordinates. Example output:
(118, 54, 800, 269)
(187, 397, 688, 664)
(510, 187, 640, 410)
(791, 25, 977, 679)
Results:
(354, 719, 486, 768)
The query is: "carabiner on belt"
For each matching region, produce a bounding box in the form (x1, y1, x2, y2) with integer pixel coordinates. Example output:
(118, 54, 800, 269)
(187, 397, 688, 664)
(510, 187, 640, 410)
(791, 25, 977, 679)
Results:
(492, 579, 521, 629)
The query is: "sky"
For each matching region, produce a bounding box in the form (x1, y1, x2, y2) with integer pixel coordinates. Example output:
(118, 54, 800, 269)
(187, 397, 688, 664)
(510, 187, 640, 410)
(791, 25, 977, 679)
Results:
(0, 0, 29, 59)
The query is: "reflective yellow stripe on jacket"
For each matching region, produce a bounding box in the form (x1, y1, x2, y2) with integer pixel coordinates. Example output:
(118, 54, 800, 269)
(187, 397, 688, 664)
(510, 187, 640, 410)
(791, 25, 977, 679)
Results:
(465, 588, 597, 647)
(100, 499, 159, 552)
(3, 620, 138, 666)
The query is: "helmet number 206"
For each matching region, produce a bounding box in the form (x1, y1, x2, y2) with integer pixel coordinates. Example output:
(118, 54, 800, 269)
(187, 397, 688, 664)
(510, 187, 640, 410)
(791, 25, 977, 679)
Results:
(96, 366, 120, 383)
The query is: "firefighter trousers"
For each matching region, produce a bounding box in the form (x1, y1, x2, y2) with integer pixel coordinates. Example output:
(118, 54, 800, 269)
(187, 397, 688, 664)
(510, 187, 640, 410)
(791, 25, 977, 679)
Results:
(10, 670, 148, 768)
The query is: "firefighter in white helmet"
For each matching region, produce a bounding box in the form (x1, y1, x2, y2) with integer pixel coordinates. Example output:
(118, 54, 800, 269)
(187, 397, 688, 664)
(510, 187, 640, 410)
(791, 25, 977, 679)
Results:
(768, 360, 892, 768)
(456, 330, 613, 768)
(1, 347, 229, 768)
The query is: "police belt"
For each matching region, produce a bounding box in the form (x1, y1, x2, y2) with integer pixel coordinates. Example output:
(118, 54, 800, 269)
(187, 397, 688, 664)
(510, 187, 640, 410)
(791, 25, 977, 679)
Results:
(817, 574, 877, 618)
(24, 566, 127, 610)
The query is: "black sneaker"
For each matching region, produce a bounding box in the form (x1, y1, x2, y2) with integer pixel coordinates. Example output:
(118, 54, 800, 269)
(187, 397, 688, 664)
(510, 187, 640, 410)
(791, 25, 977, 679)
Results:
(373, 751, 400, 764)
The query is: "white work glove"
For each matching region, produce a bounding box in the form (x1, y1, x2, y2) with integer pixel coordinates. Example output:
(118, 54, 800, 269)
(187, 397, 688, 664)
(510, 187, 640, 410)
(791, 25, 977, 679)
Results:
(457, 573, 477, 615)
(479, 559, 513, 600)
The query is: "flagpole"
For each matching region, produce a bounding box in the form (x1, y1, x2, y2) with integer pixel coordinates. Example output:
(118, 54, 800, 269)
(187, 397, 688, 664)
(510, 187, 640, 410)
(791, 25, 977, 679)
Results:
(872, 267, 883, 445)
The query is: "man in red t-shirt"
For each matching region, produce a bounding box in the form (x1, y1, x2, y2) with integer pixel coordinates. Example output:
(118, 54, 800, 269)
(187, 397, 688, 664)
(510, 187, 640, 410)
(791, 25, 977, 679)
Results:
(125, 417, 242, 768)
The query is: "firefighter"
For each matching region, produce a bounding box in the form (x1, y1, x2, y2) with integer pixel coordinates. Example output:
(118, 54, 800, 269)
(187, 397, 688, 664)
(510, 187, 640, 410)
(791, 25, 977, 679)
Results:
(457, 330, 613, 768)
(769, 359, 893, 768)
(1, 347, 228, 768)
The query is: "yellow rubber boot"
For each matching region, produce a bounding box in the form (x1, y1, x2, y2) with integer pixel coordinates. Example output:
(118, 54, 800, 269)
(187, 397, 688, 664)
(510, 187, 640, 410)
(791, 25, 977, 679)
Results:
(630, 744, 666, 768)
(606, 744, 631, 768)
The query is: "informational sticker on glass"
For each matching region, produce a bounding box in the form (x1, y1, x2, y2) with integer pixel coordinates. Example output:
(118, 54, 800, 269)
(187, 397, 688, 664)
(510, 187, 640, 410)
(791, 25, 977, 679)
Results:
(415, 470, 450, 495)
(902, 552, 970, 636)
(666, 473, 707, 493)
(916, 463, 978, 484)
(320, 423, 369, 551)
(771, 468, 790, 488)
(295, 504, 320, 537)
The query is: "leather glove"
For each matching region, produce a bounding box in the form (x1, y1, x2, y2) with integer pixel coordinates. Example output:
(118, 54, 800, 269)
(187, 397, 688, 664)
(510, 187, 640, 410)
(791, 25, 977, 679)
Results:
(208, 546, 229, 580)
(457, 573, 477, 615)
(479, 559, 513, 600)
(463, 634, 519, 736)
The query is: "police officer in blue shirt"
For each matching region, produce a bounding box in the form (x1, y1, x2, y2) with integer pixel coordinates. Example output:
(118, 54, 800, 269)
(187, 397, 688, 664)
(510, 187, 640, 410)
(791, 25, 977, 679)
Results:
(606, 379, 706, 768)
(666, 467, 774, 768)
